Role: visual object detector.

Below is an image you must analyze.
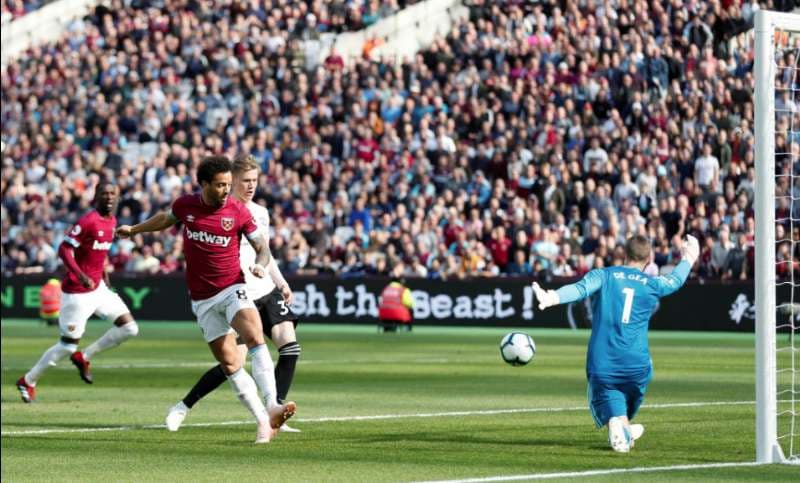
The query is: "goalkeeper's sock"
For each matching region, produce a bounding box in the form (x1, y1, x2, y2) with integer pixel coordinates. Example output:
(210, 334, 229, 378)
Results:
(227, 367, 269, 425)
(83, 323, 139, 361)
(249, 344, 279, 409)
(25, 341, 77, 385)
(182, 364, 227, 409)
(275, 342, 300, 403)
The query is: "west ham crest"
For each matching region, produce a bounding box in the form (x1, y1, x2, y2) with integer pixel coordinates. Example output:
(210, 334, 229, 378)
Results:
(221, 217, 234, 231)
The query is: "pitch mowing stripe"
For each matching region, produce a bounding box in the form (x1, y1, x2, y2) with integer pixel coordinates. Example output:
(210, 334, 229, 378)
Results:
(412, 461, 765, 482)
(1, 400, 755, 437)
(0, 319, 759, 341)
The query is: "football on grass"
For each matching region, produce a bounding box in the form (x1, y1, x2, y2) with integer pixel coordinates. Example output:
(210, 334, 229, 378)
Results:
(500, 332, 536, 366)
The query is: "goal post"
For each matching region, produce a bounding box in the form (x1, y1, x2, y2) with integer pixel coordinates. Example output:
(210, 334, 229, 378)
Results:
(754, 9, 800, 465)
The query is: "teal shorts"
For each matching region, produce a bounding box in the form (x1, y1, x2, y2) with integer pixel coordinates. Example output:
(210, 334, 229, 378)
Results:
(587, 368, 652, 427)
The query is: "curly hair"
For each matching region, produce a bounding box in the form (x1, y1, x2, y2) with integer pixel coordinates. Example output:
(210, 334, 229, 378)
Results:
(197, 156, 233, 185)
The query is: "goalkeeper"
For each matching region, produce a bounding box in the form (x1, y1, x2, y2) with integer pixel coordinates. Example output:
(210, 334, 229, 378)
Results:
(533, 234, 699, 453)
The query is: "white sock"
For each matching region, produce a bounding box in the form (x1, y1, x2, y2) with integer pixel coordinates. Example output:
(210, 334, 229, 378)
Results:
(227, 368, 269, 424)
(249, 344, 278, 409)
(25, 341, 77, 385)
(83, 323, 139, 360)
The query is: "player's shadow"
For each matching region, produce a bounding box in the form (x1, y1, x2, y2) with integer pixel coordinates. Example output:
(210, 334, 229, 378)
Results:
(587, 443, 626, 451)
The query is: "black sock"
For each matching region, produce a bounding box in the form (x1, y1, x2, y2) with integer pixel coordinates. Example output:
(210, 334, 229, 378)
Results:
(182, 364, 227, 409)
(275, 342, 300, 403)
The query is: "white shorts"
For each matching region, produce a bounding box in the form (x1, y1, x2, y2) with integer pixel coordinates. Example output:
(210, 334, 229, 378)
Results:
(191, 283, 256, 342)
(59, 282, 131, 339)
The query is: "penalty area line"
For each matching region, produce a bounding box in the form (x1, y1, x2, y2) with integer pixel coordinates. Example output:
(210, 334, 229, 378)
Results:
(411, 461, 765, 482)
(1, 400, 755, 437)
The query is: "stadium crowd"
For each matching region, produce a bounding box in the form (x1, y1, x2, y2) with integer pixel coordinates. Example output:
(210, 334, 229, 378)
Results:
(2, 0, 799, 282)
(1, 0, 415, 27)
(1, 0, 44, 24)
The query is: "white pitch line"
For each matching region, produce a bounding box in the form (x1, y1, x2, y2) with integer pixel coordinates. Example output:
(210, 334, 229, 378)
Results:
(412, 461, 765, 483)
(1, 400, 755, 437)
(1, 358, 454, 371)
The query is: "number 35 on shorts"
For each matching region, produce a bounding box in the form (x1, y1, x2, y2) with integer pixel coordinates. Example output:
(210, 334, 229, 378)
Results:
(277, 299, 289, 316)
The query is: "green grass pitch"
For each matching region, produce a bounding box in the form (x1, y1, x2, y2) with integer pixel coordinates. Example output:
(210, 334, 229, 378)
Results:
(2, 319, 797, 482)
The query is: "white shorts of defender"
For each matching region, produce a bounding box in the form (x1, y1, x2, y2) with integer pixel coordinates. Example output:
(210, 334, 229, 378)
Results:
(191, 283, 256, 343)
(59, 282, 130, 339)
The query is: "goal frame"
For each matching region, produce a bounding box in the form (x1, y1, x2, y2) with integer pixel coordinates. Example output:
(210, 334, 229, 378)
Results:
(753, 9, 800, 465)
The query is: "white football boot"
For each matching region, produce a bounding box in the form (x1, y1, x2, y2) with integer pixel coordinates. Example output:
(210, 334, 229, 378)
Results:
(608, 417, 632, 453)
(629, 423, 644, 448)
(280, 423, 301, 433)
(165, 401, 190, 432)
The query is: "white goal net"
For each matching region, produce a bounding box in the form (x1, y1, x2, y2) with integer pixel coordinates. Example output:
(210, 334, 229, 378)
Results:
(754, 9, 800, 465)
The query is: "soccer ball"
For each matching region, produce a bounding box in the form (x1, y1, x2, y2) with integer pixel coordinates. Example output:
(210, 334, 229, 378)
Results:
(500, 332, 536, 366)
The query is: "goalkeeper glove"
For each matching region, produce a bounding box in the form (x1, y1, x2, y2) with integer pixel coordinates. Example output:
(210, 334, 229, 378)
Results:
(680, 235, 700, 266)
(532, 282, 560, 310)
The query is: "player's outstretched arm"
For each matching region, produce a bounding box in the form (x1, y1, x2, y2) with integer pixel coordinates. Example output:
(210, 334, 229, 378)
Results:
(532, 269, 604, 310)
(653, 235, 699, 297)
(116, 211, 178, 238)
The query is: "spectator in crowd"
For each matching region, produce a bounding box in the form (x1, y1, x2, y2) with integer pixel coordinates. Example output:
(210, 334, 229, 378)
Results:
(710, 226, 734, 278)
(694, 144, 721, 194)
(722, 233, 749, 281)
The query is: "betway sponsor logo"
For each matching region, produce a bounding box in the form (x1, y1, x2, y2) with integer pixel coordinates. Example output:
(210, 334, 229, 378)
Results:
(185, 228, 232, 247)
(92, 240, 112, 250)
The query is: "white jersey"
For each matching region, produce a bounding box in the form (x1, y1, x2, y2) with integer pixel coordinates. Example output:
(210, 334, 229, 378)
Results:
(241, 201, 274, 299)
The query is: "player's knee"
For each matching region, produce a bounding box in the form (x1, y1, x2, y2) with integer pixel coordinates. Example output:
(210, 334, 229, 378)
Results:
(119, 322, 139, 338)
(220, 359, 242, 375)
(272, 323, 297, 347)
(239, 332, 264, 348)
(219, 346, 244, 374)
(58, 340, 78, 353)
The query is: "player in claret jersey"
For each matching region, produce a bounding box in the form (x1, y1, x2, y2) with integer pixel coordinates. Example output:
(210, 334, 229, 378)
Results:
(17, 182, 140, 403)
(116, 156, 295, 444)
(165, 154, 302, 433)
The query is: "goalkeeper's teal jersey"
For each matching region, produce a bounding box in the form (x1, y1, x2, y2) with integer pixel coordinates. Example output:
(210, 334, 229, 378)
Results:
(556, 261, 691, 382)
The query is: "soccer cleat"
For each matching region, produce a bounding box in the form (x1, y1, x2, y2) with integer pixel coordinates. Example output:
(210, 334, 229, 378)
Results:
(70, 351, 93, 384)
(630, 423, 644, 444)
(280, 423, 301, 433)
(165, 402, 190, 432)
(16, 376, 36, 403)
(268, 401, 297, 430)
(255, 421, 272, 444)
(608, 417, 632, 453)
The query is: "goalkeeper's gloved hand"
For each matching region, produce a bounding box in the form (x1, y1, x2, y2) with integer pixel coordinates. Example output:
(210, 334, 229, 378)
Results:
(532, 282, 560, 310)
(680, 234, 700, 266)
